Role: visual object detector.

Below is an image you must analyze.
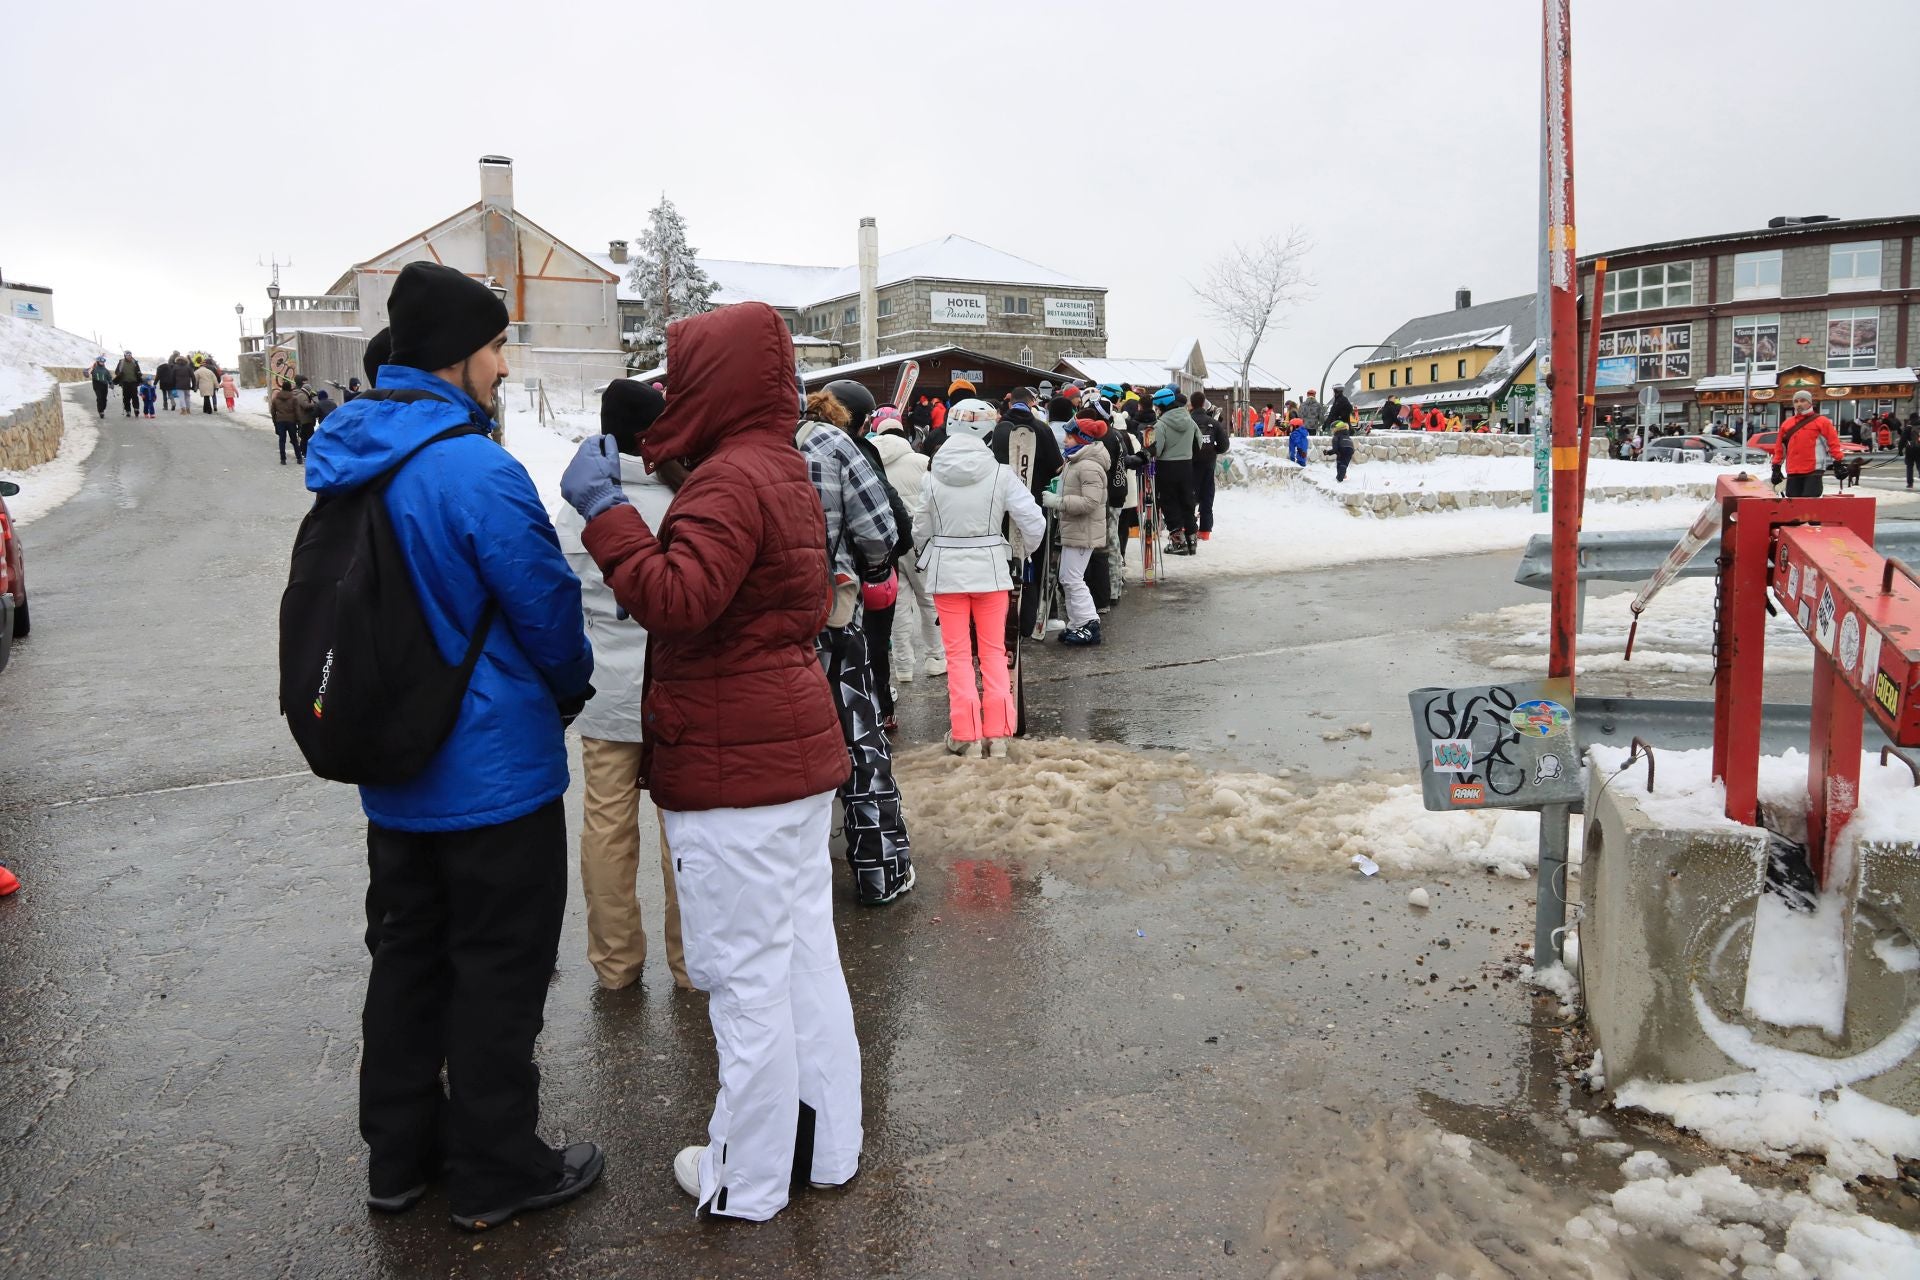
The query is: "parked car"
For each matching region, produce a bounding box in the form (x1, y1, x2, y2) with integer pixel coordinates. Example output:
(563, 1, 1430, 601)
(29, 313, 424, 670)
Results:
(1709, 445, 1773, 467)
(0, 480, 27, 674)
(1744, 429, 1869, 458)
(1641, 434, 1719, 463)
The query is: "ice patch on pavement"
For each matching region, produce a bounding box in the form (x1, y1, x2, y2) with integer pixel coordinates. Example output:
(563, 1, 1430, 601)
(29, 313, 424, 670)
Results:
(894, 737, 1572, 880)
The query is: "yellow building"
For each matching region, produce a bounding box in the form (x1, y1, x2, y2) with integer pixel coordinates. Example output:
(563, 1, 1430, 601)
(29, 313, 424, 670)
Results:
(1349, 291, 1539, 426)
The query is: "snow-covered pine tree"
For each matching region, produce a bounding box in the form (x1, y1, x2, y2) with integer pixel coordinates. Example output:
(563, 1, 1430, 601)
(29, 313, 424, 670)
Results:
(624, 195, 717, 365)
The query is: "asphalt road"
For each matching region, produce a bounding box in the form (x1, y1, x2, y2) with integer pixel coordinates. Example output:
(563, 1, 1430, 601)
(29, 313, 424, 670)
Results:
(0, 391, 1716, 1277)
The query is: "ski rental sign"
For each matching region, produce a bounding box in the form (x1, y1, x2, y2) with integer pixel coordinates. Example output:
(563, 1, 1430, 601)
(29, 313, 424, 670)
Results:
(1408, 678, 1583, 811)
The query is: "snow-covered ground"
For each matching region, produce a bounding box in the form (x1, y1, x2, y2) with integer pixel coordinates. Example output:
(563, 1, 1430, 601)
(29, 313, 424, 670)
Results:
(504, 409, 595, 512)
(0, 315, 114, 415)
(1294, 453, 1741, 496)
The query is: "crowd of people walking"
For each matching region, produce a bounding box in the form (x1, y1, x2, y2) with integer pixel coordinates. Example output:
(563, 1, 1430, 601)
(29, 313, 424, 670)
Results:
(88, 350, 234, 420)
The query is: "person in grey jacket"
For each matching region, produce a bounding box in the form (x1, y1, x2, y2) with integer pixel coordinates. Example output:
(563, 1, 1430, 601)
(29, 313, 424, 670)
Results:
(1149, 387, 1200, 555)
(1300, 389, 1326, 434)
(797, 387, 913, 906)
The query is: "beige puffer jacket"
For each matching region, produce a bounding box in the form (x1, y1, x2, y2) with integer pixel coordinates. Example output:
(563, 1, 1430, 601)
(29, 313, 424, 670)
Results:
(1055, 440, 1112, 550)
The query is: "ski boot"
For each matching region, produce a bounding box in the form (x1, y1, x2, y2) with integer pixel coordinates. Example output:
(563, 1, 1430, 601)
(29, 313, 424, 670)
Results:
(1060, 621, 1102, 646)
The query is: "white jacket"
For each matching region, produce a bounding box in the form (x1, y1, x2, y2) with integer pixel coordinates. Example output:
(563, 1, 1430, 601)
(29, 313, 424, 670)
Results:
(869, 430, 928, 520)
(915, 433, 1046, 595)
(551, 453, 675, 743)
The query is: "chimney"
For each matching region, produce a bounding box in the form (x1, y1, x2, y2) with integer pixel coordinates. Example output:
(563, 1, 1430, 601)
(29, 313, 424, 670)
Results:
(858, 216, 879, 362)
(608, 239, 629, 265)
(1455, 288, 1472, 311)
(478, 156, 518, 319)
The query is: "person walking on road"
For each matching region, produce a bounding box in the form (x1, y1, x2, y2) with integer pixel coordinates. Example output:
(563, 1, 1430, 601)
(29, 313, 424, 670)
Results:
(113, 351, 142, 417)
(303, 260, 602, 1231)
(292, 376, 319, 461)
(137, 376, 157, 417)
(194, 360, 220, 414)
(155, 353, 177, 410)
(1766, 390, 1843, 497)
(1149, 386, 1199, 555)
(1903, 414, 1920, 489)
(915, 398, 1046, 756)
(88, 356, 111, 418)
(172, 355, 193, 414)
(1045, 408, 1113, 645)
(559, 301, 862, 1223)
(269, 379, 301, 465)
(552, 378, 690, 992)
(220, 369, 237, 410)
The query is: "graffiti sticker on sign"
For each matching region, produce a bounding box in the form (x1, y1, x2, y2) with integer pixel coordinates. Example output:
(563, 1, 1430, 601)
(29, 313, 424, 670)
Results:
(1510, 699, 1572, 737)
(1430, 739, 1474, 773)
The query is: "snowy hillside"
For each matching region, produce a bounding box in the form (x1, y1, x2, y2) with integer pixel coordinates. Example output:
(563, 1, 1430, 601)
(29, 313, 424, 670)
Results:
(0, 314, 112, 415)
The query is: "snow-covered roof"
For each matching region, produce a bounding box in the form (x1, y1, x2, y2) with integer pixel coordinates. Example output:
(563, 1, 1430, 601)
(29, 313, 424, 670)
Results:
(1694, 372, 1776, 392)
(588, 234, 1098, 311)
(1822, 367, 1917, 388)
(1351, 342, 1538, 410)
(1388, 325, 1512, 362)
(1055, 356, 1185, 388)
(1359, 294, 1538, 372)
(797, 344, 1066, 387)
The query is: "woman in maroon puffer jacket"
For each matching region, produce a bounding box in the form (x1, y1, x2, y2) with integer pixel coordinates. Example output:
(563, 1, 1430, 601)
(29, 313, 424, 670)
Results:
(568, 302, 861, 1221)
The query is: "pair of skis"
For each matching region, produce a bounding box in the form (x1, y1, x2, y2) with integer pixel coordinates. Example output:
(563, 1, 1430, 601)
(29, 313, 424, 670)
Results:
(1140, 420, 1162, 586)
(1004, 425, 1039, 736)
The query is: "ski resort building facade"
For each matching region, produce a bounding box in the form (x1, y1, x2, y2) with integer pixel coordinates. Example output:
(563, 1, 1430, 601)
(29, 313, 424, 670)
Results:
(1575, 214, 1920, 433)
(588, 229, 1109, 372)
(1348, 291, 1541, 427)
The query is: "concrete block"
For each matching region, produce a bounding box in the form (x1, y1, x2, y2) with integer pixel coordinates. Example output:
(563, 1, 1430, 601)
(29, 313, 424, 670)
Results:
(1583, 769, 1920, 1111)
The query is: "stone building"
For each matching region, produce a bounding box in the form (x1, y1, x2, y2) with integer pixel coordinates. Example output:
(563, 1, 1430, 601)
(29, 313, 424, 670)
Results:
(1575, 213, 1920, 432)
(590, 225, 1108, 371)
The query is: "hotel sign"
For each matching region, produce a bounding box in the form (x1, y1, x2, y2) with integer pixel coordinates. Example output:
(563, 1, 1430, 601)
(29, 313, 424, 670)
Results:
(930, 291, 988, 326)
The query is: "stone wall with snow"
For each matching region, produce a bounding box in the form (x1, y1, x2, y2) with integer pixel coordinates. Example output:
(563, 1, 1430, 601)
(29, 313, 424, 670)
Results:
(0, 385, 65, 470)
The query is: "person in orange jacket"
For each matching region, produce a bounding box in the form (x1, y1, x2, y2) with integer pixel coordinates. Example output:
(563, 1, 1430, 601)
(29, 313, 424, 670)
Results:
(1766, 390, 1843, 496)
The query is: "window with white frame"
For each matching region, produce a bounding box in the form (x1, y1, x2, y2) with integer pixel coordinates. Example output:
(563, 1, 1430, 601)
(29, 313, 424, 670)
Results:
(1602, 262, 1693, 315)
(1002, 295, 1030, 316)
(1828, 242, 1882, 293)
(842, 306, 857, 326)
(1827, 307, 1879, 370)
(1731, 315, 1780, 373)
(877, 297, 893, 319)
(1733, 250, 1782, 300)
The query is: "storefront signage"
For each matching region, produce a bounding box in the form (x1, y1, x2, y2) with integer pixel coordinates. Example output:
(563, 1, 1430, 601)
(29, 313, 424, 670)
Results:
(10, 300, 45, 322)
(1597, 323, 1690, 381)
(930, 291, 988, 326)
(1043, 298, 1097, 331)
(949, 369, 985, 386)
(1596, 356, 1638, 388)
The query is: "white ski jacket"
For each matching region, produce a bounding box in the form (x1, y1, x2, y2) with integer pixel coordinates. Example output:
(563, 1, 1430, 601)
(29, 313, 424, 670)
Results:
(552, 455, 675, 743)
(869, 430, 928, 522)
(915, 433, 1045, 595)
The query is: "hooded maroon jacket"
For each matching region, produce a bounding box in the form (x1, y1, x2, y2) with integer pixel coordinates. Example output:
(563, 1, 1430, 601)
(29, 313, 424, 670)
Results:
(580, 303, 849, 812)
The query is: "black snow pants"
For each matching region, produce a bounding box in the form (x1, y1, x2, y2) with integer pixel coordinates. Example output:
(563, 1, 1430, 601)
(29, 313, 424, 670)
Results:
(120, 384, 138, 415)
(361, 800, 567, 1215)
(1784, 471, 1825, 498)
(1335, 443, 1354, 483)
(92, 381, 109, 415)
(1155, 459, 1196, 536)
(819, 623, 913, 903)
(864, 598, 897, 720)
(1194, 460, 1218, 533)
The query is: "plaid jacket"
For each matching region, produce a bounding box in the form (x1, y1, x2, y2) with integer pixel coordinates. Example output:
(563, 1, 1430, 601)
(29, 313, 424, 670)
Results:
(797, 421, 898, 584)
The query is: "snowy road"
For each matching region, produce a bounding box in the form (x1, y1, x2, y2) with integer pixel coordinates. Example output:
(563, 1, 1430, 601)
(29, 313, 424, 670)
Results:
(1, 407, 1913, 1276)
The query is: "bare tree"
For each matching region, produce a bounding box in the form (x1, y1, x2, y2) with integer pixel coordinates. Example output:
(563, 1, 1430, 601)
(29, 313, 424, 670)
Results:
(1193, 230, 1314, 411)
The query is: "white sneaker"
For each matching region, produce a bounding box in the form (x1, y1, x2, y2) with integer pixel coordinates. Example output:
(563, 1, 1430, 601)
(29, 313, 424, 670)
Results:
(674, 1145, 705, 1199)
(924, 656, 947, 677)
(984, 737, 1014, 758)
(896, 666, 914, 684)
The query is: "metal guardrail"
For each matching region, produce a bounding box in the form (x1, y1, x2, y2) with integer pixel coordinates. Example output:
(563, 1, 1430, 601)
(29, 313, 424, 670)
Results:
(1576, 695, 1896, 757)
(1515, 524, 1920, 590)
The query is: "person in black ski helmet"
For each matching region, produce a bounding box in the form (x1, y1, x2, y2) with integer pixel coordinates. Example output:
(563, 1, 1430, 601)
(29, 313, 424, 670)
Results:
(823, 379, 876, 434)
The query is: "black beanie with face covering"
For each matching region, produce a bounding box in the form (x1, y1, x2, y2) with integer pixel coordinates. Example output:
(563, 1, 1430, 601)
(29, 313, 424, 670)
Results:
(386, 262, 510, 374)
(601, 378, 666, 454)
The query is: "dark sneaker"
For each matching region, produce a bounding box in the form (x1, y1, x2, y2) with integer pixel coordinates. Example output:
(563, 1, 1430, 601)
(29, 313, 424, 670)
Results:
(450, 1142, 604, 1231)
(366, 1182, 429, 1214)
(863, 865, 916, 906)
(1060, 623, 1103, 646)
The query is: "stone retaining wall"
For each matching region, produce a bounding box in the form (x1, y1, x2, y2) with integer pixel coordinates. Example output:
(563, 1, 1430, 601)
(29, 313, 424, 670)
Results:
(0, 383, 67, 470)
(1236, 431, 1607, 466)
(1325, 481, 1712, 518)
(42, 366, 89, 384)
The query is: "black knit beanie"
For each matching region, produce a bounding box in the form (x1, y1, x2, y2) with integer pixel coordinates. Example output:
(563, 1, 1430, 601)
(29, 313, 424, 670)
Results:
(363, 327, 392, 386)
(386, 262, 510, 373)
(601, 379, 666, 455)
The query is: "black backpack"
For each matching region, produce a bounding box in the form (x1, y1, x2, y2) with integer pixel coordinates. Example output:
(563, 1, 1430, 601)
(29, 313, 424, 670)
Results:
(278, 390, 496, 784)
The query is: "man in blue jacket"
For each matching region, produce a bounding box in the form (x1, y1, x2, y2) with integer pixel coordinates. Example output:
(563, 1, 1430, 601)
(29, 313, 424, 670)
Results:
(305, 261, 601, 1231)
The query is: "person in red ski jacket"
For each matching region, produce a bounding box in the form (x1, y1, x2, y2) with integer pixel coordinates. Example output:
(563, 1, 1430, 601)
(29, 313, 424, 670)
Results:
(1766, 390, 1844, 497)
(561, 301, 860, 1223)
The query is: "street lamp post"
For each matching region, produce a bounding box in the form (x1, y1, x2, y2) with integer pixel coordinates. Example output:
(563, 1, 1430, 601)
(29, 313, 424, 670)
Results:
(1318, 342, 1399, 407)
(235, 302, 245, 341)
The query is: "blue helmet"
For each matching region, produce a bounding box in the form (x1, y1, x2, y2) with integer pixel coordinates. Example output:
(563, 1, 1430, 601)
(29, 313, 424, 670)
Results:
(1098, 382, 1124, 401)
(1151, 386, 1179, 408)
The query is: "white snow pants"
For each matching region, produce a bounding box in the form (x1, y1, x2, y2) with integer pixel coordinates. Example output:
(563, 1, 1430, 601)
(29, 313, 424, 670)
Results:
(890, 557, 942, 672)
(663, 789, 863, 1221)
(1058, 545, 1097, 628)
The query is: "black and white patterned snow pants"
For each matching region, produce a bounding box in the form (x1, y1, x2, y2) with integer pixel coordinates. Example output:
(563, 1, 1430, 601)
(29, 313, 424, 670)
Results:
(818, 623, 913, 903)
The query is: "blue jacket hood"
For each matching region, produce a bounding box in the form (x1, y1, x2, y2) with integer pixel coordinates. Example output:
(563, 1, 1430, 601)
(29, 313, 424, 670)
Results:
(306, 365, 494, 494)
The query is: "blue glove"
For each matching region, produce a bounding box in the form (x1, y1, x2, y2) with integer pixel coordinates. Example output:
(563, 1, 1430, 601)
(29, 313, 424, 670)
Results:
(560, 435, 629, 521)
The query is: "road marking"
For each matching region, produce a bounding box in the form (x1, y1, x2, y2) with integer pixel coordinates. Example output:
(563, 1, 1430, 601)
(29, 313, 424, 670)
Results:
(4, 769, 316, 813)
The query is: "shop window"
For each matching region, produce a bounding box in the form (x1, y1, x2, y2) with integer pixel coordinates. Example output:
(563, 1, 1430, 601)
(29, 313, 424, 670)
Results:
(1456, 358, 1467, 378)
(1733, 251, 1782, 300)
(1603, 262, 1693, 315)
(1731, 315, 1779, 373)
(1827, 307, 1879, 370)
(1828, 242, 1881, 293)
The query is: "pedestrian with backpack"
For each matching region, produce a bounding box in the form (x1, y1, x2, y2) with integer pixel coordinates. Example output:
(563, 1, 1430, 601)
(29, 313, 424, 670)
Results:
(558, 301, 861, 1223)
(289, 260, 601, 1231)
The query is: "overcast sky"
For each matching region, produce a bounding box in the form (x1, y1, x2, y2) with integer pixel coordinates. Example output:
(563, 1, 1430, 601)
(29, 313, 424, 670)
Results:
(7, 0, 1918, 388)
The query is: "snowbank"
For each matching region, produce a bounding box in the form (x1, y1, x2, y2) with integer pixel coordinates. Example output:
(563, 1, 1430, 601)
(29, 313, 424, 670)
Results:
(0, 395, 97, 527)
(893, 737, 1572, 881)
(0, 315, 112, 415)
(1474, 577, 1815, 676)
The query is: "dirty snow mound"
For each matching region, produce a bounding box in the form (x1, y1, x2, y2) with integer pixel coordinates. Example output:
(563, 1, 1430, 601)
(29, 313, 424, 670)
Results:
(894, 737, 1565, 879)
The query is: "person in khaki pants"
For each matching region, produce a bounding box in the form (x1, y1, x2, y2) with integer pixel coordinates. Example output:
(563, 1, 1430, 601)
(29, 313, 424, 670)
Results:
(552, 380, 689, 989)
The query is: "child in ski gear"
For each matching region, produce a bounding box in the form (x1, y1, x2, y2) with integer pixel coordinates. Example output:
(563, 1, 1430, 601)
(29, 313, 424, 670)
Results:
(1044, 411, 1113, 645)
(1288, 418, 1309, 466)
(220, 370, 238, 410)
(552, 378, 688, 991)
(798, 381, 915, 906)
(307, 260, 601, 1230)
(137, 377, 157, 417)
(564, 301, 860, 1223)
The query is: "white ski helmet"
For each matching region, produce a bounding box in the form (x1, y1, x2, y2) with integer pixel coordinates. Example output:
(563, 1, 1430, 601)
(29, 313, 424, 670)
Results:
(946, 398, 1001, 440)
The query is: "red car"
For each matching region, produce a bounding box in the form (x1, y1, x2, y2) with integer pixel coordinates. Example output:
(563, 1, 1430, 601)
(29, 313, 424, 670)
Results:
(0, 480, 28, 674)
(1745, 429, 1869, 458)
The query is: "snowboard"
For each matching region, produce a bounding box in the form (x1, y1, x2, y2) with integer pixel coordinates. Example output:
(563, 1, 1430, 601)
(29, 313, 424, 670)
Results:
(1141, 455, 1161, 587)
(1029, 483, 1060, 642)
(1004, 425, 1038, 735)
(890, 360, 920, 411)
